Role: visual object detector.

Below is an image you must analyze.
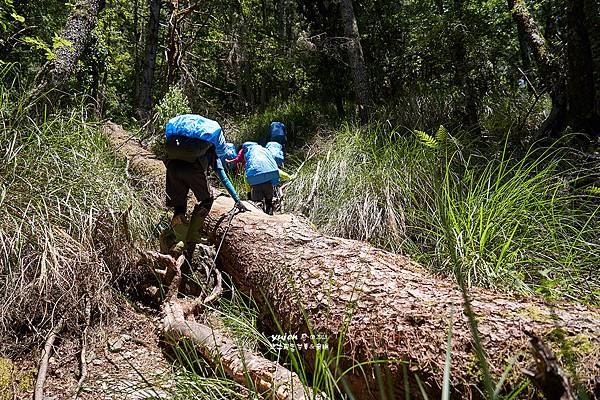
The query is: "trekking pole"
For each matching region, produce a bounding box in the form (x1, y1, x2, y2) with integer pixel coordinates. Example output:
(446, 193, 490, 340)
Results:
(209, 206, 239, 278)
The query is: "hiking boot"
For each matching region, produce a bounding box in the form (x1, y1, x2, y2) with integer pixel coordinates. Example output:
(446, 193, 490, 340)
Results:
(186, 204, 209, 244)
(171, 214, 188, 243)
(170, 240, 186, 255)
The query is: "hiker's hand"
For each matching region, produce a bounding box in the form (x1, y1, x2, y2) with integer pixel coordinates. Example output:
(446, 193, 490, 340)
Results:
(225, 158, 235, 164)
(235, 200, 250, 213)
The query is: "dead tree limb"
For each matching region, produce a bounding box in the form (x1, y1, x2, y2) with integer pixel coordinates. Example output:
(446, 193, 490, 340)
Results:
(163, 300, 319, 400)
(72, 298, 92, 400)
(34, 317, 66, 400)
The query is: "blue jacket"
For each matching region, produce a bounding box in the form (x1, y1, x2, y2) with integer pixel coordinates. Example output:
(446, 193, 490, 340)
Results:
(242, 142, 280, 185)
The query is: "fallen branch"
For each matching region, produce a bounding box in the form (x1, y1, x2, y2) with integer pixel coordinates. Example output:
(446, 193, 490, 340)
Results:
(301, 160, 320, 214)
(34, 317, 66, 400)
(72, 298, 92, 400)
(148, 235, 317, 399)
(163, 300, 320, 400)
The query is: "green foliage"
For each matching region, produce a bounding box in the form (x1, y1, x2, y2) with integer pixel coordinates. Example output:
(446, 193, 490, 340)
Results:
(147, 86, 193, 158)
(414, 125, 447, 150)
(20, 34, 71, 60)
(232, 100, 337, 147)
(0, 0, 23, 34)
(155, 85, 192, 129)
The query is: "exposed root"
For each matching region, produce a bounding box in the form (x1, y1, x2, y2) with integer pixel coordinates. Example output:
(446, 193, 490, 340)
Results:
(34, 317, 66, 400)
(163, 300, 322, 400)
(523, 331, 577, 400)
(203, 267, 223, 305)
(72, 298, 92, 400)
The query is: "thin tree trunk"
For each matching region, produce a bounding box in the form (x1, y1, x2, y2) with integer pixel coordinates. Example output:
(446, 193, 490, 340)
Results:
(33, 0, 102, 98)
(451, 0, 479, 132)
(583, 0, 600, 116)
(339, 0, 370, 125)
(166, 0, 191, 87)
(137, 0, 161, 117)
(132, 0, 141, 108)
(106, 121, 600, 400)
(507, 0, 530, 72)
(512, 0, 567, 137)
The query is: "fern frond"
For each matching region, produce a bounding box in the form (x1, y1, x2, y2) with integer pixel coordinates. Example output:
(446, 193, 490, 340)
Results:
(435, 125, 448, 143)
(586, 185, 600, 196)
(414, 130, 440, 149)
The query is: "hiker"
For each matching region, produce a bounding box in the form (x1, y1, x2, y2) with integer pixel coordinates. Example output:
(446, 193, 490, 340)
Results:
(269, 121, 287, 146)
(161, 114, 247, 254)
(221, 142, 238, 173)
(226, 142, 292, 215)
(265, 141, 284, 167)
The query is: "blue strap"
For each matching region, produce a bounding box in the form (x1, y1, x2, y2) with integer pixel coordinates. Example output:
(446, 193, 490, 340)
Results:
(214, 160, 240, 203)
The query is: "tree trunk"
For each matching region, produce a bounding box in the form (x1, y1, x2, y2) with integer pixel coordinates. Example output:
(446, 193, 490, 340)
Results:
(50, 0, 102, 88)
(512, 0, 567, 137)
(105, 121, 600, 400)
(137, 0, 161, 118)
(339, 0, 370, 125)
(507, 0, 530, 72)
(583, 0, 600, 117)
(33, 0, 102, 98)
(450, 0, 479, 132)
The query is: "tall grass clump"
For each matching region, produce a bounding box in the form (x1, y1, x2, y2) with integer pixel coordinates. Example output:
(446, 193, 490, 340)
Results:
(285, 123, 600, 303)
(0, 76, 161, 353)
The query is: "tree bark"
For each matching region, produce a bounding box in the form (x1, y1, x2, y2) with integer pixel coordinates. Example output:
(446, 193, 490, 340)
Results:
(105, 121, 600, 399)
(32, 0, 102, 100)
(137, 0, 161, 117)
(339, 0, 370, 125)
(506, 0, 530, 72)
(511, 0, 567, 137)
(49, 0, 102, 88)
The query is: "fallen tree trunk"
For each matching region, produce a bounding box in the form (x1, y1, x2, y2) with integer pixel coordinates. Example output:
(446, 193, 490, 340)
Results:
(105, 122, 600, 399)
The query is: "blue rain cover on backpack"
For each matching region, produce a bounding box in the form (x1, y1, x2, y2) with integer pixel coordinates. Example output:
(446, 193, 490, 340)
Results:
(269, 121, 286, 144)
(220, 142, 237, 171)
(165, 114, 227, 158)
(265, 141, 284, 167)
(242, 142, 279, 186)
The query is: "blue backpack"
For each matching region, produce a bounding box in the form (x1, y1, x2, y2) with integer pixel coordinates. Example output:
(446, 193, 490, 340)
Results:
(165, 114, 228, 162)
(242, 142, 279, 185)
(269, 121, 286, 145)
(220, 142, 237, 171)
(265, 142, 284, 167)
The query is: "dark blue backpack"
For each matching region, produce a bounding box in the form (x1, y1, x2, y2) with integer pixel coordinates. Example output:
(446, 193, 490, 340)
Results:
(269, 121, 286, 145)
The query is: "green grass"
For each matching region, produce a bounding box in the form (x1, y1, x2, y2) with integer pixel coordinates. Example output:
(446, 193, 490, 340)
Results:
(0, 74, 161, 353)
(283, 122, 600, 304)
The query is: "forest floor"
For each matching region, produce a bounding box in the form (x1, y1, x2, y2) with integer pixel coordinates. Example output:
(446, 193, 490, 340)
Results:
(9, 299, 172, 400)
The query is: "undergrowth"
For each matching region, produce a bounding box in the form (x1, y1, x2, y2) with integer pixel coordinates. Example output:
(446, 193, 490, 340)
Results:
(0, 72, 160, 353)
